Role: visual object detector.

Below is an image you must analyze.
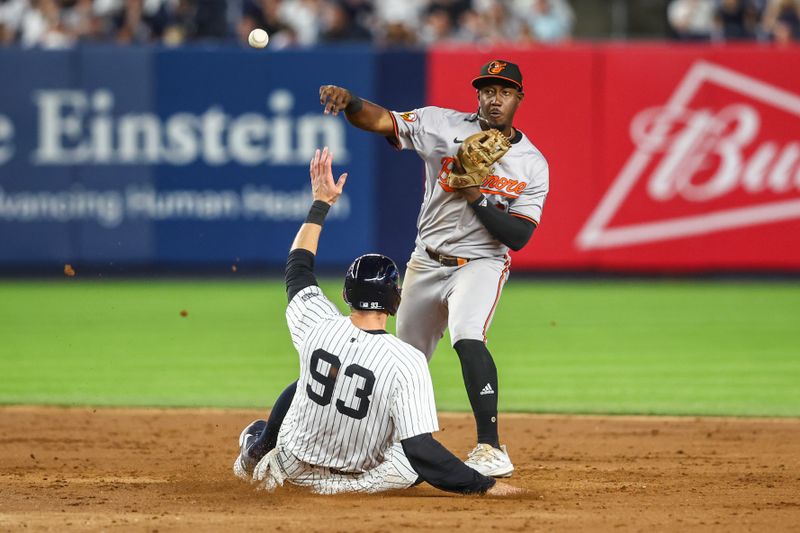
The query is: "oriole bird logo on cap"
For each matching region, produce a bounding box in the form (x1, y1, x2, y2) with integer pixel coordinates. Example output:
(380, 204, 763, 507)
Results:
(487, 61, 507, 75)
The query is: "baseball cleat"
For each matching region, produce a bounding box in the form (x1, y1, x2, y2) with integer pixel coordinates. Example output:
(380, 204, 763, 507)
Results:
(464, 443, 514, 478)
(233, 419, 267, 481)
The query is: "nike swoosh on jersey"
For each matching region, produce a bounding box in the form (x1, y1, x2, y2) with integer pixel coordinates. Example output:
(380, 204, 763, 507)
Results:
(453, 137, 464, 143)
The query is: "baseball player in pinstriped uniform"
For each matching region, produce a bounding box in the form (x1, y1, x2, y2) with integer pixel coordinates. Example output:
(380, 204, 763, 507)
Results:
(318, 60, 549, 477)
(233, 147, 521, 496)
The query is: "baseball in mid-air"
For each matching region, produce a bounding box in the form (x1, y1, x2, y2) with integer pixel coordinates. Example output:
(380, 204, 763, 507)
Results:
(248, 28, 269, 49)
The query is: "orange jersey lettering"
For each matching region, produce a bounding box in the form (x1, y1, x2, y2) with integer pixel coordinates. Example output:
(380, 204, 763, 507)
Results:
(480, 175, 527, 198)
(437, 157, 456, 192)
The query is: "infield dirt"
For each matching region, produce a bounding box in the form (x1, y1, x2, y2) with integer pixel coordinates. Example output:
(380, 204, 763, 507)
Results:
(1, 406, 798, 532)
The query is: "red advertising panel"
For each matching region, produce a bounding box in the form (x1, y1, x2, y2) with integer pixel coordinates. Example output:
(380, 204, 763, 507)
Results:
(428, 45, 800, 272)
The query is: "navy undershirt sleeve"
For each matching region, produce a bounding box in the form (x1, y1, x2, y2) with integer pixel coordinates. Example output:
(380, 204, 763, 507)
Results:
(285, 249, 318, 302)
(401, 433, 496, 494)
(468, 195, 535, 251)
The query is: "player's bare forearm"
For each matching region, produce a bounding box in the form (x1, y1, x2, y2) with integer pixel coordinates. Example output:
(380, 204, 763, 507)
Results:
(319, 85, 394, 136)
(290, 223, 323, 256)
(345, 100, 394, 136)
(290, 147, 348, 255)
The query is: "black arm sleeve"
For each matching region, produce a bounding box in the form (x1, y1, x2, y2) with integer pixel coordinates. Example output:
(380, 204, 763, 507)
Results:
(285, 200, 331, 301)
(285, 249, 318, 302)
(468, 195, 536, 251)
(401, 433, 496, 495)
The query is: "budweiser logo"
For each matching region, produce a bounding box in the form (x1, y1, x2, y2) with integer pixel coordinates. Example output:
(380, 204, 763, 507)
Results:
(577, 61, 800, 250)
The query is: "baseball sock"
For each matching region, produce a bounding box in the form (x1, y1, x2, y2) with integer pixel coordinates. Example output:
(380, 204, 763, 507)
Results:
(249, 380, 297, 461)
(453, 339, 500, 449)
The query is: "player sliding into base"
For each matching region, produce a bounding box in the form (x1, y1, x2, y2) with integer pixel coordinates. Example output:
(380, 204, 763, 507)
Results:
(318, 60, 549, 477)
(233, 147, 521, 496)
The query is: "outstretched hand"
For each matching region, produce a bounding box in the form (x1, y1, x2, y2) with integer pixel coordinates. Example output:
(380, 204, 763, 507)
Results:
(310, 147, 348, 205)
(319, 85, 352, 116)
(486, 481, 526, 496)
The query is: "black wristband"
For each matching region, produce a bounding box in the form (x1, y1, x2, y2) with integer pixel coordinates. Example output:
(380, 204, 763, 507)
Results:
(305, 200, 331, 225)
(345, 93, 364, 114)
(469, 194, 489, 209)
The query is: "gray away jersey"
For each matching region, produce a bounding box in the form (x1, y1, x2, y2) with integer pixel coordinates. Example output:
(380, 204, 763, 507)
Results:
(390, 107, 549, 259)
(281, 285, 439, 474)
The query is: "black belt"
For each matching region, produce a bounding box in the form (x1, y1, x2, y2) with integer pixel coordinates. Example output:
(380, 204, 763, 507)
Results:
(426, 248, 470, 267)
(329, 467, 359, 475)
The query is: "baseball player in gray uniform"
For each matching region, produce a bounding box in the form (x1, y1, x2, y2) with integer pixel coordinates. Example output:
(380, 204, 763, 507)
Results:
(233, 147, 521, 496)
(319, 60, 549, 477)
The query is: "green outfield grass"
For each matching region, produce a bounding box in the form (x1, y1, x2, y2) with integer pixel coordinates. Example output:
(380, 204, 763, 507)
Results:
(1, 279, 798, 416)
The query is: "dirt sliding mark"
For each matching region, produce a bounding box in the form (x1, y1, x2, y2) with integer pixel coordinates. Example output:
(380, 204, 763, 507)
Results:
(0, 407, 798, 532)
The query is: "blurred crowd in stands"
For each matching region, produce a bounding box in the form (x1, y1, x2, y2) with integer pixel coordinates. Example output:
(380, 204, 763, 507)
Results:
(668, 0, 799, 43)
(0, 0, 797, 48)
(0, 0, 575, 47)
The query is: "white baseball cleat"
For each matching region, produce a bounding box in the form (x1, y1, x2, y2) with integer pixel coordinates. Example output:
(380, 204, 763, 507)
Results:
(464, 443, 514, 478)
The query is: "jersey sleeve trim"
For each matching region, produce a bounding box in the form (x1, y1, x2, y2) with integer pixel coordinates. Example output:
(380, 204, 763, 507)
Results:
(385, 112, 401, 150)
(479, 188, 521, 199)
(509, 212, 539, 226)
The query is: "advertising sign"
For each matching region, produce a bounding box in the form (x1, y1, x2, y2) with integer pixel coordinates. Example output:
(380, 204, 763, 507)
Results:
(428, 45, 800, 271)
(0, 47, 379, 266)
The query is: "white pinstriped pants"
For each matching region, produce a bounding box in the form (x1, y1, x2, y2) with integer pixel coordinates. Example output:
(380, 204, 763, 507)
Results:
(253, 442, 419, 495)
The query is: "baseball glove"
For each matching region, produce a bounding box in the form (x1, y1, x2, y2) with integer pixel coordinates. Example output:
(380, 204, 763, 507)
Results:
(448, 129, 511, 189)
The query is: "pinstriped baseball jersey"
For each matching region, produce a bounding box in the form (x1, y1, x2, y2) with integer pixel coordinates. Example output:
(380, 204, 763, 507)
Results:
(389, 106, 549, 259)
(282, 285, 439, 474)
